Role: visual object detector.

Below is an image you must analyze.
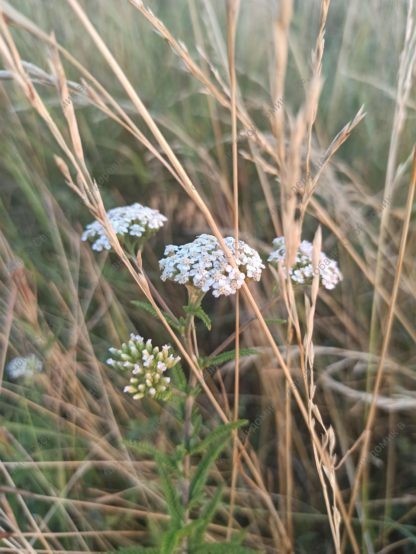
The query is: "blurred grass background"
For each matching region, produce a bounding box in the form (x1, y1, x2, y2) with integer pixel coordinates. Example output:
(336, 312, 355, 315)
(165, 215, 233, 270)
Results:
(0, 0, 415, 552)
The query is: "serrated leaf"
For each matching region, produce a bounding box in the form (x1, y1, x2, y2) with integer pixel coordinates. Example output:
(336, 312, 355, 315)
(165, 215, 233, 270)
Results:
(191, 420, 247, 455)
(189, 486, 223, 547)
(158, 462, 183, 526)
(189, 421, 247, 501)
(125, 440, 174, 467)
(160, 528, 181, 553)
(171, 364, 187, 391)
(132, 300, 180, 330)
(160, 520, 203, 554)
(184, 304, 212, 330)
(201, 348, 258, 369)
(192, 412, 203, 440)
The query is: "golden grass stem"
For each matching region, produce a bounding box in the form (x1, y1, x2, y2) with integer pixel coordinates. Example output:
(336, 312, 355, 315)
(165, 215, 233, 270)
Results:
(226, 0, 242, 543)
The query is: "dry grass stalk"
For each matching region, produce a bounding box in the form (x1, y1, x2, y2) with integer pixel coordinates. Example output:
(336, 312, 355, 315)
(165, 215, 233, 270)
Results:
(304, 228, 341, 552)
(225, 0, 243, 543)
(345, 147, 416, 542)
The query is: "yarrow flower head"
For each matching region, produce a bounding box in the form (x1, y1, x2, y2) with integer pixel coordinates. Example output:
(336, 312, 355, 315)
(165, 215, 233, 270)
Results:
(82, 203, 167, 252)
(268, 236, 343, 290)
(106, 333, 180, 401)
(159, 234, 264, 298)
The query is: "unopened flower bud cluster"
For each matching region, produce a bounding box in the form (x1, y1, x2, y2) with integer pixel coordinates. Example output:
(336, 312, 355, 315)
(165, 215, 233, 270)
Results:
(106, 334, 180, 400)
(159, 234, 264, 297)
(82, 203, 167, 251)
(268, 236, 342, 290)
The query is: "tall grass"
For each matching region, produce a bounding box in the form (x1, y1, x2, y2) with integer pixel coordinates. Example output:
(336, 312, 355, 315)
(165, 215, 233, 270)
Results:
(0, 0, 415, 552)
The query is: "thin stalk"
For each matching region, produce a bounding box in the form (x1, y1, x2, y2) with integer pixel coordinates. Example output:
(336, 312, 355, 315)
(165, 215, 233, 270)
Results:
(227, 0, 242, 542)
(284, 326, 294, 543)
(181, 287, 204, 552)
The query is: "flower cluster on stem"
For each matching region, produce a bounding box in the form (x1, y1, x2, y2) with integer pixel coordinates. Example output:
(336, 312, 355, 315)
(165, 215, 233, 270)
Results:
(268, 236, 342, 290)
(159, 234, 264, 297)
(82, 203, 167, 252)
(107, 333, 180, 400)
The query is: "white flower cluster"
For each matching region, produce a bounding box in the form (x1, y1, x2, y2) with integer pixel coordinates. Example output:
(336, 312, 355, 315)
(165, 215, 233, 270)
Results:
(268, 236, 343, 290)
(6, 354, 43, 380)
(106, 333, 180, 400)
(82, 203, 167, 251)
(159, 234, 264, 297)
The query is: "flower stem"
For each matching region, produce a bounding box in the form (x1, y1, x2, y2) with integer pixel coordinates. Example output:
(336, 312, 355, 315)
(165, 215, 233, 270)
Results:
(181, 288, 204, 552)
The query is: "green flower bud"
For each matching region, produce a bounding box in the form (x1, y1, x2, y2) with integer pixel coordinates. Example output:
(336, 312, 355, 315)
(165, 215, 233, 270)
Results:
(107, 333, 180, 401)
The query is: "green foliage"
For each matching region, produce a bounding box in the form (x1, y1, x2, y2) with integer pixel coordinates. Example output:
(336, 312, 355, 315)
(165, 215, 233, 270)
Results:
(195, 545, 259, 554)
(183, 303, 212, 330)
(170, 363, 188, 392)
(189, 420, 246, 504)
(188, 486, 223, 549)
(190, 420, 248, 456)
(158, 461, 184, 526)
(125, 440, 177, 470)
(126, 419, 248, 552)
(112, 542, 259, 554)
(132, 300, 180, 331)
(199, 348, 258, 370)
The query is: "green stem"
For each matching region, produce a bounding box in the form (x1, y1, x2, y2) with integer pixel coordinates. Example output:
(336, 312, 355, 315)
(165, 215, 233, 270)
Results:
(181, 287, 204, 553)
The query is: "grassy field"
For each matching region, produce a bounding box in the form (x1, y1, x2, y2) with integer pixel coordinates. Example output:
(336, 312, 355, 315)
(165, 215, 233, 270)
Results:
(0, 0, 415, 552)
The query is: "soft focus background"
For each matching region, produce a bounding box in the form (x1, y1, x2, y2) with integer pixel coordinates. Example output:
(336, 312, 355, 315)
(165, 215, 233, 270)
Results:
(0, 0, 415, 552)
